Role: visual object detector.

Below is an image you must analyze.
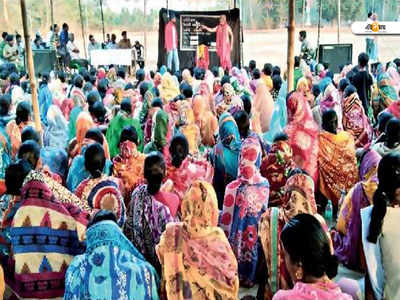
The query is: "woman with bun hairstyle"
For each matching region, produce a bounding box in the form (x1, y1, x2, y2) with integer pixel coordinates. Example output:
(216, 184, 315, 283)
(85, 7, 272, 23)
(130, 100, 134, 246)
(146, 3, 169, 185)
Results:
(273, 213, 352, 300)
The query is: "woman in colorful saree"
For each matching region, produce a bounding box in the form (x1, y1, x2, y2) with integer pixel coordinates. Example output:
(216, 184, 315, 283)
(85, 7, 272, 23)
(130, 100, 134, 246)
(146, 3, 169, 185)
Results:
(210, 112, 242, 208)
(166, 134, 213, 207)
(5, 159, 88, 300)
(5, 101, 34, 159)
(272, 214, 352, 300)
(361, 153, 400, 300)
(159, 72, 180, 103)
(68, 75, 86, 142)
(192, 94, 218, 147)
(75, 143, 126, 227)
(106, 98, 143, 158)
(386, 99, 400, 119)
(332, 149, 381, 271)
(258, 171, 318, 299)
(260, 136, 296, 207)
(125, 152, 174, 274)
(220, 135, 269, 288)
(377, 63, 398, 108)
(112, 126, 146, 206)
(64, 210, 160, 300)
(318, 110, 358, 211)
(252, 81, 274, 134)
(156, 181, 239, 300)
(342, 85, 373, 147)
(176, 99, 201, 154)
(67, 128, 112, 192)
(285, 91, 319, 183)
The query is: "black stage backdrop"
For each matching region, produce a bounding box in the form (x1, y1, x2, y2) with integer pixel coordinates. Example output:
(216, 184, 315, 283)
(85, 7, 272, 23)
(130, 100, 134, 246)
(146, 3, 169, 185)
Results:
(157, 8, 241, 71)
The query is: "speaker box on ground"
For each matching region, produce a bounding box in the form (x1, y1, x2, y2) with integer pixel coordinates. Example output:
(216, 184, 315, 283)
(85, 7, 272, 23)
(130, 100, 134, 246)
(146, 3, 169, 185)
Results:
(318, 44, 353, 74)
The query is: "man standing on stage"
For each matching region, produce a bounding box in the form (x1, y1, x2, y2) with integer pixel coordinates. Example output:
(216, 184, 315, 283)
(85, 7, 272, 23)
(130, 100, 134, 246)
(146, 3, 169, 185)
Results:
(202, 15, 233, 71)
(165, 13, 179, 72)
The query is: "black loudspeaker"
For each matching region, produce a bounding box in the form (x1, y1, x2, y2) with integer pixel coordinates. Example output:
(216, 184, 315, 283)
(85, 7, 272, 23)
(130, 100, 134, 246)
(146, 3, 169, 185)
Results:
(28, 50, 58, 76)
(318, 44, 352, 74)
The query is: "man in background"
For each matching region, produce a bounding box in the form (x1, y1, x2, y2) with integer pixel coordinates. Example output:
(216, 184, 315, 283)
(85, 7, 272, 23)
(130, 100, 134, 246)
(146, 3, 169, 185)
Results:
(107, 34, 118, 49)
(0, 32, 8, 62)
(58, 23, 70, 68)
(352, 53, 373, 114)
(165, 13, 179, 73)
(134, 40, 145, 68)
(88, 35, 101, 65)
(299, 30, 314, 65)
(366, 12, 378, 63)
(3, 35, 19, 66)
(118, 31, 132, 49)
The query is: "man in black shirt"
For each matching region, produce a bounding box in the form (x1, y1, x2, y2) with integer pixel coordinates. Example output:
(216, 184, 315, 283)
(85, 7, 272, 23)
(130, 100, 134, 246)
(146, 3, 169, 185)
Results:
(351, 53, 373, 114)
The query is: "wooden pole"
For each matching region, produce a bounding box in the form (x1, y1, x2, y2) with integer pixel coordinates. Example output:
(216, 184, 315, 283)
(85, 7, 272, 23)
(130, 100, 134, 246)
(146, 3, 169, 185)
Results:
(78, 0, 87, 59)
(317, 0, 322, 62)
(100, 0, 105, 42)
(337, 0, 340, 43)
(3, 0, 9, 31)
(144, 0, 147, 65)
(302, 0, 306, 26)
(50, 0, 54, 31)
(19, 0, 41, 132)
(287, 0, 295, 92)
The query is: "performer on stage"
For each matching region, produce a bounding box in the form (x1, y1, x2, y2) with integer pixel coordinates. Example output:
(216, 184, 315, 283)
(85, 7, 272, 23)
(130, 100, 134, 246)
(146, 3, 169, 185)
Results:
(165, 13, 180, 72)
(201, 15, 233, 71)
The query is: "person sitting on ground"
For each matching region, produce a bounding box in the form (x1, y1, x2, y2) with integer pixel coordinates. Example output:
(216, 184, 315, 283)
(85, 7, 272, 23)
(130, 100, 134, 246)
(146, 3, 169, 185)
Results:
(372, 117, 400, 156)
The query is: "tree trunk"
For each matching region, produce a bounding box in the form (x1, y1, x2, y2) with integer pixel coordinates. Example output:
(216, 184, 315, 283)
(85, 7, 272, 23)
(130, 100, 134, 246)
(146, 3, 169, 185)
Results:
(78, 0, 87, 59)
(287, 0, 295, 92)
(20, 0, 41, 132)
(337, 0, 341, 43)
(3, 0, 9, 31)
(100, 0, 105, 42)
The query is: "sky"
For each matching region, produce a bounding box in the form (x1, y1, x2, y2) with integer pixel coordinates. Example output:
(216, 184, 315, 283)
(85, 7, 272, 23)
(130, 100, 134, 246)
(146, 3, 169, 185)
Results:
(106, 0, 221, 12)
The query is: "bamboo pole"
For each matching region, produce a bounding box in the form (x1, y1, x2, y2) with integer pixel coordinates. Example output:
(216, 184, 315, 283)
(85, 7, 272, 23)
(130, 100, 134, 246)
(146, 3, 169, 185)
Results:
(287, 0, 295, 92)
(337, 0, 340, 43)
(19, 0, 41, 132)
(144, 0, 147, 64)
(50, 0, 54, 31)
(100, 0, 105, 42)
(317, 0, 322, 62)
(78, 0, 87, 59)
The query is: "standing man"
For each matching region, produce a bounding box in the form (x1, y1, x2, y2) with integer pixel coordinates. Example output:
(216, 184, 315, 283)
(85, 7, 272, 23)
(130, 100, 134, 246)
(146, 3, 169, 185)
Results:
(299, 30, 314, 65)
(88, 35, 101, 65)
(59, 23, 70, 68)
(107, 34, 119, 49)
(366, 12, 378, 63)
(118, 31, 132, 49)
(165, 13, 179, 72)
(202, 15, 233, 71)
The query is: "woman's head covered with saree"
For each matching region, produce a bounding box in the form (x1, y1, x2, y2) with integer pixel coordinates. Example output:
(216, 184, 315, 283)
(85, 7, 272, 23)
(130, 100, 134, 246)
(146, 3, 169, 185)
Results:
(157, 181, 239, 300)
(64, 210, 159, 300)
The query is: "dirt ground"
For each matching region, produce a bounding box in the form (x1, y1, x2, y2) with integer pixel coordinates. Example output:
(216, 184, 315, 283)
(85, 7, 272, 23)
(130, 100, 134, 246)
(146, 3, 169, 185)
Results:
(83, 26, 400, 70)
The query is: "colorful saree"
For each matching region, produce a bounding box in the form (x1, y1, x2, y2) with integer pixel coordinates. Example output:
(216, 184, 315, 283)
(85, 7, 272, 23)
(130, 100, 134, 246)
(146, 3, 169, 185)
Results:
(318, 130, 359, 208)
(5, 179, 88, 299)
(377, 69, 398, 107)
(386, 100, 400, 119)
(156, 181, 239, 300)
(166, 155, 214, 206)
(333, 149, 381, 271)
(192, 94, 218, 147)
(112, 140, 146, 205)
(342, 92, 373, 147)
(64, 220, 159, 300)
(260, 140, 296, 207)
(258, 174, 317, 299)
(0, 128, 11, 195)
(177, 100, 201, 154)
(285, 92, 319, 183)
(159, 73, 180, 103)
(106, 111, 143, 158)
(143, 108, 170, 155)
(75, 175, 126, 227)
(124, 184, 174, 273)
(220, 135, 269, 287)
(5, 119, 35, 159)
(253, 82, 274, 134)
(320, 83, 343, 131)
(210, 112, 242, 208)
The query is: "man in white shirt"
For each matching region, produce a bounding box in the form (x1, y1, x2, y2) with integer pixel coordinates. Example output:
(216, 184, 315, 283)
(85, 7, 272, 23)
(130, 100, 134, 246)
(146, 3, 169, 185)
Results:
(67, 33, 80, 60)
(87, 34, 101, 65)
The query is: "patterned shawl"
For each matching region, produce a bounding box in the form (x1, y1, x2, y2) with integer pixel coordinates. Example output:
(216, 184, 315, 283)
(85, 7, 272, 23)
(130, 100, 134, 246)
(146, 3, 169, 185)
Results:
(112, 140, 146, 205)
(333, 149, 381, 270)
(377, 70, 398, 107)
(342, 92, 373, 147)
(64, 220, 159, 300)
(220, 135, 269, 287)
(125, 184, 173, 273)
(6, 179, 88, 299)
(75, 175, 126, 227)
(318, 130, 359, 207)
(258, 174, 317, 298)
(285, 92, 319, 183)
(156, 181, 239, 300)
(260, 140, 296, 207)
